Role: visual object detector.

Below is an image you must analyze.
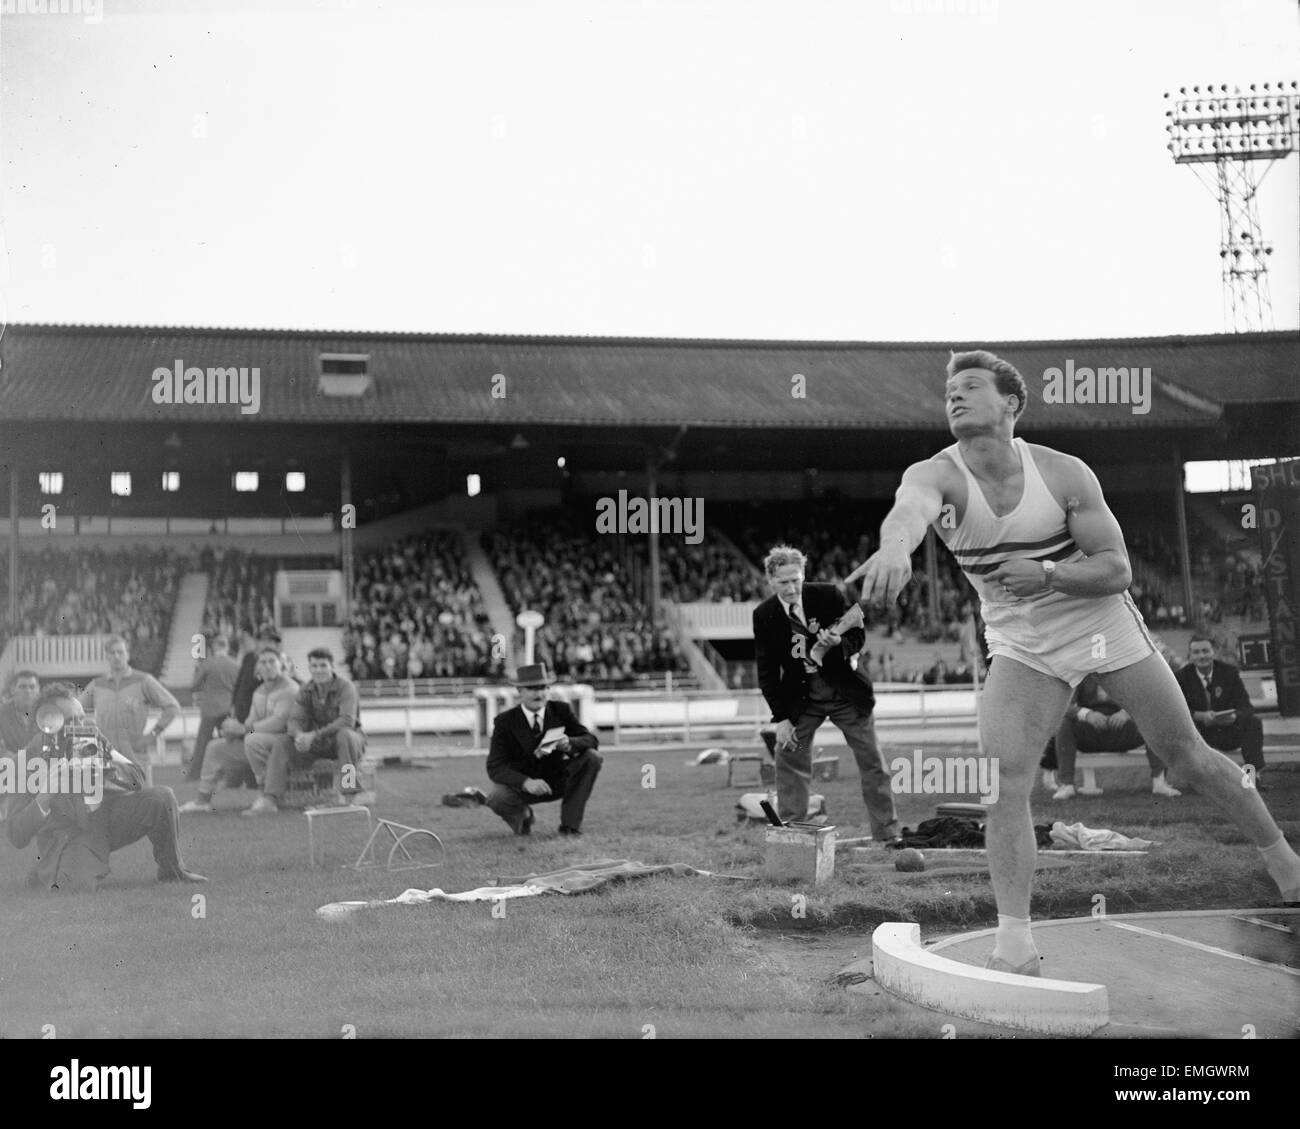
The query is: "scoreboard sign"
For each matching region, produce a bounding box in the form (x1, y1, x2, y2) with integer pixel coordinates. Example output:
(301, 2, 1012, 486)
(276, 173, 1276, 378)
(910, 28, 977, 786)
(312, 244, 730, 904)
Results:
(1254, 461, 1300, 716)
(1237, 633, 1273, 671)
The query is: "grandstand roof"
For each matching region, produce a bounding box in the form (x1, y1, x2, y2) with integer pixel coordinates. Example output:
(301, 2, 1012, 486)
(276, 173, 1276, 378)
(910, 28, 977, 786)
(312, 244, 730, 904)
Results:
(1, 323, 1294, 429)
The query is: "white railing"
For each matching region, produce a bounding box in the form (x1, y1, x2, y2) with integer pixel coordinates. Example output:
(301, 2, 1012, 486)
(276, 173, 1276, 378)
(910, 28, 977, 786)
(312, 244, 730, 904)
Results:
(600, 684, 978, 744)
(667, 600, 759, 639)
(1, 634, 107, 678)
(5, 516, 336, 537)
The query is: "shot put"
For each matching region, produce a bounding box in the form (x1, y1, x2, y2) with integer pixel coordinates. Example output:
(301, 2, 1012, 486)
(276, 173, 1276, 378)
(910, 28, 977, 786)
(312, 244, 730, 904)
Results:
(894, 848, 926, 872)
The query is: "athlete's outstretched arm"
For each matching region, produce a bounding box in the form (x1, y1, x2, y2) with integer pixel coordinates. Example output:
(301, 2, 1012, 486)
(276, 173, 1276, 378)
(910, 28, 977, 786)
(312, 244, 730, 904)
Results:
(845, 461, 944, 604)
(990, 455, 1132, 598)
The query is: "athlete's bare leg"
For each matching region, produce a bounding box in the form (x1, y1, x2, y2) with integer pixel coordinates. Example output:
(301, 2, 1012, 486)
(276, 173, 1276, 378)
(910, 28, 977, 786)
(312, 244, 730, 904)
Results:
(979, 656, 1073, 921)
(1098, 655, 1298, 899)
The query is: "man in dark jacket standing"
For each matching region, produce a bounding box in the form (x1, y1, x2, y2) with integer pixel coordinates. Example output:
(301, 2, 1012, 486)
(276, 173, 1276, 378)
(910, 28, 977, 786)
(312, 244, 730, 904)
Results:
(1176, 635, 1266, 785)
(486, 663, 601, 837)
(187, 633, 240, 782)
(754, 545, 900, 839)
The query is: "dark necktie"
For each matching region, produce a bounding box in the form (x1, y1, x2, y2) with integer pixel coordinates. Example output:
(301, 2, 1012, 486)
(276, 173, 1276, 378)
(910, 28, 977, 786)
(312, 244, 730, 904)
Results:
(532, 713, 542, 744)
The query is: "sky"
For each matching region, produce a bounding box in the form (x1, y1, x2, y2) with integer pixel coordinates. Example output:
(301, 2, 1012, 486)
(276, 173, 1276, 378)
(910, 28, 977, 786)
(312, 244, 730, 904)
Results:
(1, 0, 1297, 342)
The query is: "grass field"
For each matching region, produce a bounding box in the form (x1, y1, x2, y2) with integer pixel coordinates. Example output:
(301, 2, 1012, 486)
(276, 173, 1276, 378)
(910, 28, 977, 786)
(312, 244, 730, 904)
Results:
(1, 742, 1295, 1039)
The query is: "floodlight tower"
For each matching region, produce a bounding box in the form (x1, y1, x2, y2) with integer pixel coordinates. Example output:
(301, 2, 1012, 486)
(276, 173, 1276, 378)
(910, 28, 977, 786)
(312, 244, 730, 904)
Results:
(1164, 81, 1300, 332)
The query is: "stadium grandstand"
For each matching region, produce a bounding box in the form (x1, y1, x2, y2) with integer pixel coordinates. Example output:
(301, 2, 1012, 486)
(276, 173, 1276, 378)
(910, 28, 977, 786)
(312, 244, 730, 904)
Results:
(0, 323, 1296, 730)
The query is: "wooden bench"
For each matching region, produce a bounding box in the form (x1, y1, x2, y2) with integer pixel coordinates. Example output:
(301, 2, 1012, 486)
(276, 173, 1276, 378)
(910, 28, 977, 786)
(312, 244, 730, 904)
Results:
(1068, 746, 1300, 794)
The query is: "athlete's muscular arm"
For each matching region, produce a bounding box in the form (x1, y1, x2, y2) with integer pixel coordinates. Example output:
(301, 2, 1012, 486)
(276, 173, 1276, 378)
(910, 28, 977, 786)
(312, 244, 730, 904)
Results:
(991, 451, 1132, 598)
(845, 461, 946, 604)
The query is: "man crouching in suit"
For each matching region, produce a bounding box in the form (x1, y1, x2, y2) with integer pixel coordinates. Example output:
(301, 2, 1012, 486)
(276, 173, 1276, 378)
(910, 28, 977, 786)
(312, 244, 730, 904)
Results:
(754, 545, 901, 841)
(486, 663, 602, 837)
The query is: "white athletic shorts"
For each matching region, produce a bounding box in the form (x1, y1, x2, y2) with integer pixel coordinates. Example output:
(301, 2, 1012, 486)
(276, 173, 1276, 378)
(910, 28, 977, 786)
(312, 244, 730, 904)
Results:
(983, 591, 1157, 688)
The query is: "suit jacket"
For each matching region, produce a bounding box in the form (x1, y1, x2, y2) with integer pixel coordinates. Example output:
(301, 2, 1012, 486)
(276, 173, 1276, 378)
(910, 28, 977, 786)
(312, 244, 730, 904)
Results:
(1175, 659, 1254, 720)
(230, 652, 260, 722)
(753, 582, 874, 724)
(487, 698, 599, 791)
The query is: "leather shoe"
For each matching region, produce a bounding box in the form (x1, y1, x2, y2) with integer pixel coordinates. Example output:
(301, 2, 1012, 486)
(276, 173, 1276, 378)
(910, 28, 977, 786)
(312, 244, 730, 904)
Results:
(518, 806, 534, 836)
(558, 825, 582, 837)
(158, 867, 208, 884)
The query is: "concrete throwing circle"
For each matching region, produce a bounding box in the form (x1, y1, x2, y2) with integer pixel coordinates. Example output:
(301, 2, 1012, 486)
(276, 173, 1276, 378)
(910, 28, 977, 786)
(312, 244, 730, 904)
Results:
(865, 909, 1299, 1037)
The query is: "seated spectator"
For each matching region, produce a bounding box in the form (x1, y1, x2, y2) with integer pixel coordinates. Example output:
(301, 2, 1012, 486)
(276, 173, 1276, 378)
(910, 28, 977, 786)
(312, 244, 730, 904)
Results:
(243, 648, 368, 815)
(1046, 675, 1180, 800)
(1175, 635, 1266, 788)
(179, 648, 299, 813)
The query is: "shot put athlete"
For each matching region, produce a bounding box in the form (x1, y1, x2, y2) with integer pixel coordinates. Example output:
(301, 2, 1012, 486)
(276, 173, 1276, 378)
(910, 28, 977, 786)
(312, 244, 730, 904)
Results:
(847, 349, 1300, 975)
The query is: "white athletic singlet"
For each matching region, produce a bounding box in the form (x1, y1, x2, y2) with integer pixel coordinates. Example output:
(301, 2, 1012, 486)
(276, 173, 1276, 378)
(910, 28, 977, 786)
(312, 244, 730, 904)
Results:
(936, 437, 1155, 685)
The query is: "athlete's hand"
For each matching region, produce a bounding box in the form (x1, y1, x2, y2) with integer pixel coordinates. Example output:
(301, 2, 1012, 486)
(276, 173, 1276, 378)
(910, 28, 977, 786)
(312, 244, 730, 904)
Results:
(989, 559, 1049, 598)
(846, 547, 914, 605)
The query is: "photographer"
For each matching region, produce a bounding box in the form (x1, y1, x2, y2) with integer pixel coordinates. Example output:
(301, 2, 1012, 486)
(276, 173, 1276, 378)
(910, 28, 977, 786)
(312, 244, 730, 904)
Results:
(2, 682, 206, 892)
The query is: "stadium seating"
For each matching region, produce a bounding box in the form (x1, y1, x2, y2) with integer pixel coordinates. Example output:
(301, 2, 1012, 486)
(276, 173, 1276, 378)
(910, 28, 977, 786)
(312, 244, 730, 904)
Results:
(481, 513, 690, 686)
(344, 532, 499, 680)
(0, 545, 185, 675)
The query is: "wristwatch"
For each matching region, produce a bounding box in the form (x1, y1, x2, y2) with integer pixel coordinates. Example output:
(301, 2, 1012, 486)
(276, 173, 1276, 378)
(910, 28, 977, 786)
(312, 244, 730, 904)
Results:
(1041, 560, 1057, 589)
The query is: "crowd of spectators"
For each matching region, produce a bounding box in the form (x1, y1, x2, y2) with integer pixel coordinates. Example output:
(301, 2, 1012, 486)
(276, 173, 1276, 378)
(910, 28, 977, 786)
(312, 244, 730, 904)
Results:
(198, 548, 335, 642)
(482, 514, 689, 684)
(0, 546, 184, 674)
(343, 532, 501, 681)
(718, 499, 976, 641)
(658, 538, 766, 603)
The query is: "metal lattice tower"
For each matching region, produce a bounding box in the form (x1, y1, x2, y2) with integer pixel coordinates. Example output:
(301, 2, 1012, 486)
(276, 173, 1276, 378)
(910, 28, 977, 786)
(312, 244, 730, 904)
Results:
(1164, 82, 1300, 333)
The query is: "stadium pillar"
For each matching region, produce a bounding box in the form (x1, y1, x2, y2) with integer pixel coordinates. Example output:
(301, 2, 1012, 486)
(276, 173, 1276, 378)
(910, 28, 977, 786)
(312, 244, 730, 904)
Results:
(7, 466, 17, 627)
(646, 450, 660, 620)
(1172, 452, 1195, 621)
(924, 527, 939, 623)
(340, 449, 353, 623)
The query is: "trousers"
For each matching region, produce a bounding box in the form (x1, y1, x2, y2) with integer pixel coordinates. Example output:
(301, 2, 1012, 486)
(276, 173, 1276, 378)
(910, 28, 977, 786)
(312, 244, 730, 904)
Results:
(782, 672, 899, 838)
(487, 750, 602, 833)
(264, 729, 366, 799)
(1198, 714, 1265, 772)
(40, 787, 192, 892)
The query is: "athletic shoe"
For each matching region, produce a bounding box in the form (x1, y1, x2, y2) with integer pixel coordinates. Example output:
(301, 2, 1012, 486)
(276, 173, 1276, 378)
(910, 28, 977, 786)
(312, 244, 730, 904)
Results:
(241, 795, 279, 817)
(1040, 769, 1056, 790)
(1151, 774, 1182, 797)
(518, 806, 534, 836)
(346, 790, 376, 807)
(177, 800, 215, 814)
(1051, 784, 1077, 801)
(984, 952, 1042, 977)
(158, 867, 208, 883)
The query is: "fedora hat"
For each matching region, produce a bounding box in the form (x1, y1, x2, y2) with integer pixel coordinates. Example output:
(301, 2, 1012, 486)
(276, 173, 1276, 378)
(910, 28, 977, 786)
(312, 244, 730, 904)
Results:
(513, 663, 551, 688)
